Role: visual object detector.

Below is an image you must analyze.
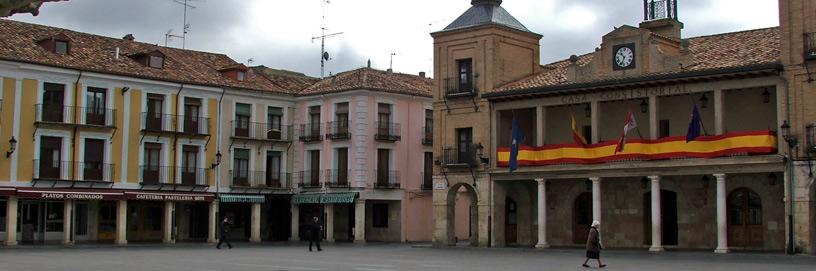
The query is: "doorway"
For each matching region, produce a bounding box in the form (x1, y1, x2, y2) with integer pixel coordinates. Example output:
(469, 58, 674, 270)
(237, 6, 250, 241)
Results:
(20, 201, 64, 244)
(505, 197, 518, 245)
(643, 190, 679, 246)
(573, 192, 592, 244)
(728, 188, 763, 248)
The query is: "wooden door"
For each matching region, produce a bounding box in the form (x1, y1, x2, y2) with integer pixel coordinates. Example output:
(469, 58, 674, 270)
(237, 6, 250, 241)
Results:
(728, 188, 763, 248)
(457, 58, 473, 92)
(183, 98, 200, 134)
(309, 150, 320, 187)
(86, 87, 106, 126)
(181, 145, 199, 185)
(143, 143, 161, 184)
(423, 152, 433, 188)
(266, 151, 282, 187)
(83, 139, 105, 181)
(42, 83, 64, 122)
(377, 149, 390, 186)
(146, 94, 163, 131)
(505, 197, 518, 245)
(643, 190, 679, 246)
(457, 128, 473, 164)
(39, 136, 62, 179)
(337, 148, 348, 185)
(573, 192, 592, 244)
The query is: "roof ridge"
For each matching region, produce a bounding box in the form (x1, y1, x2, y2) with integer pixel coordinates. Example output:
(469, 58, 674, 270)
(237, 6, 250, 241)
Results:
(685, 26, 779, 41)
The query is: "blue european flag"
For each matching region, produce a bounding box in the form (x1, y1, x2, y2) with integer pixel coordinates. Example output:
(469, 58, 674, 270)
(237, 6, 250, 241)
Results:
(686, 102, 702, 142)
(509, 115, 522, 172)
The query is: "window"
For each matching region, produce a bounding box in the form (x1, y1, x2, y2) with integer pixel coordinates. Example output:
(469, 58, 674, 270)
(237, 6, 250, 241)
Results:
(237, 71, 246, 81)
(376, 149, 391, 186)
(38, 136, 62, 179)
(335, 102, 349, 135)
(45, 202, 64, 232)
(423, 152, 433, 189)
(335, 148, 348, 185)
(309, 106, 321, 137)
(86, 87, 107, 126)
(457, 58, 473, 92)
(42, 83, 65, 122)
(148, 55, 164, 69)
(235, 103, 251, 137)
(54, 40, 68, 54)
(181, 145, 199, 185)
(184, 97, 201, 134)
(372, 203, 389, 228)
(146, 94, 164, 131)
(425, 109, 433, 129)
(424, 109, 433, 143)
(142, 143, 162, 184)
(0, 199, 6, 232)
(309, 150, 320, 186)
(267, 106, 283, 139)
(582, 125, 592, 143)
(266, 151, 282, 187)
(146, 206, 162, 231)
(83, 139, 105, 181)
(377, 103, 391, 125)
(456, 128, 473, 164)
(659, 120, 671, 138)
(233, 148, 249, 185)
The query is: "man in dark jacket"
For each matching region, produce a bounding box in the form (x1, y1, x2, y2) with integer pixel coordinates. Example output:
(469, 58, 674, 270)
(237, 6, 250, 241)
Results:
(216, 216, 233, 249)
(308, 216, 322, 252)
(583, 220, 605, 268)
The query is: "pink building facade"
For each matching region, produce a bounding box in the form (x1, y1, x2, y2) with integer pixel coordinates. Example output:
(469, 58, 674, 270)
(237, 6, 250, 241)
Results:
(290, 68, 434, 242)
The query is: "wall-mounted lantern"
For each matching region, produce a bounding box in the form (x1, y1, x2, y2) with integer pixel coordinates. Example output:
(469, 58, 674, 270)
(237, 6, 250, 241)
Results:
(6, 137, 16, 158)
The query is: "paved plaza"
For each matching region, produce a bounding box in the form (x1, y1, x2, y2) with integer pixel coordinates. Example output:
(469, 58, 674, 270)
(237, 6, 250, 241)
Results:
(1, 243, 815, 271)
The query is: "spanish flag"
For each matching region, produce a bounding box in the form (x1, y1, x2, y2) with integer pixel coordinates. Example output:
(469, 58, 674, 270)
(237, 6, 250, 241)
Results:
(571, 113, 588, 145)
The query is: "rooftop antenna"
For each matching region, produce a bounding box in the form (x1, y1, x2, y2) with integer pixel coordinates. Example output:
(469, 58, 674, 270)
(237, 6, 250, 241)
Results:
(171, 0, 199, 49)
(247, 58, 255, 65)
(311, 0, 342, 78)
(164, 29, 183, 47)
(390, 52, 397, 71)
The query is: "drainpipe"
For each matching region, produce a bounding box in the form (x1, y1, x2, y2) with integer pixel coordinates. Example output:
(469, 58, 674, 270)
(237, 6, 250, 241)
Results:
(71, 71, 83, 181)
(216, 87, 225, 193)
(172, 84, 184, 184)
(782, 72, 796, 254)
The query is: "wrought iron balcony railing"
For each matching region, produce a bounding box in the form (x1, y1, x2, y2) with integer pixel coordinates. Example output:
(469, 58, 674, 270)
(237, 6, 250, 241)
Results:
(140, 113, 174, 132)
(374, 170, 400, 189)
(139, 165, 209, 186)
(33, 160, 115, 182)
(230, 170, 291, 189)
(231, 121, 292, 141)
(298, 124, 323, 142)
(325, 169, 350, 188)
(294, 170, 322, 189)
(374, 121, 401, 141)
(422, 126, 433, 145)
(35, 105, 116, 127)
(326, 121, 351, 140)
(180, 115, 210, 135)
(441, 147, 479, 167)
(444, 77, 477, 98)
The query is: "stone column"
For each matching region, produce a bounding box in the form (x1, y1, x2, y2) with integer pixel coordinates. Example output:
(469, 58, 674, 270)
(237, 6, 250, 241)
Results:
(648, 176, 664, 252)
(535, 178, 549, 248)
(115, 200, 127, 245)
(63, 200, 74, 245)
(649, 95, 659, 139)
(713, 90, 724, 135)
(714, 173, 729, 253)
(590, 177, 601, 223)
(354, 200, 366, 243)
(163, 201, 174, 244)
(5, 196, 18, 246)
(536, 106, 545, 145)
(250, 202, 261, 242)
(590, 102, 600, 144)
(290, 204, 299, 241)
(325, 204, 335, 242)
(207, 200, 217, 243)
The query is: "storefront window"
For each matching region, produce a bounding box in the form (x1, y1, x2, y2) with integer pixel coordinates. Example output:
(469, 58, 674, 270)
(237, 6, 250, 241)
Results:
(146, 206, 162, 231)
(45, 202, 63, 232)
(0, 199, 6, 232)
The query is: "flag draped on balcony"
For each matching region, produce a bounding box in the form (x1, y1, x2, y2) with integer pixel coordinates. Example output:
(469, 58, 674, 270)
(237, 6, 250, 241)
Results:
(686, 101, 703, 142)
(615, 110, 638, 153)
(571, 113, 588, 145)
(509, 115, 522, 172)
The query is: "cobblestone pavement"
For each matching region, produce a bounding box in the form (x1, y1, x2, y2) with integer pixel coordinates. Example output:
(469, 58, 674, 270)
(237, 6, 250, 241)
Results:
(1, 243, 815, 271)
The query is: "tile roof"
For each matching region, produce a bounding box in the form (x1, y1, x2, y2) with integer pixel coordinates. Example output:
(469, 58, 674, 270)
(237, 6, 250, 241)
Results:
(491, 27, 781, 94)
(440, 1, 534, 35)
(299, 67, 432, 98)
(0, 19, 290, 94)
(251, 66, 319, 93)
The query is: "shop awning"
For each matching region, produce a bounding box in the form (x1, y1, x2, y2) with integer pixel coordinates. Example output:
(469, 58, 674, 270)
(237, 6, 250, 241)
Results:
(291, 192, 356, 204)
(219, 194, 265, 203)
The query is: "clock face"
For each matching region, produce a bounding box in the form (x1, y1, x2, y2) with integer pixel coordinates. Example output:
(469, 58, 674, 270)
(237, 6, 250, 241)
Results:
(615, 47, 634, 68)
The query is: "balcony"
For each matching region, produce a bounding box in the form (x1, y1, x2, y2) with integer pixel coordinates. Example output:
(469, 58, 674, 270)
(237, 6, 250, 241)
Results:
(806, 32, 816, 60)
(32, 160, 115, 183)
(294, 170, 322, 189)
(374, 170, 400, 189)
(421, 171, 433, 190)
(422, 126, 433, 145)
(374, 122, 401, 142)
(180, 115, 210, 135)
(326, 121, 351, 140)
(231, 121, 292, 142)
(325, 169, 350, 188)
(441, 148, 479, 168)
(140, 113, 174, 133)
(230, 170, 291, 189)
(298, 124, 323, 142)
(139, 165, 209, 186)
(35, 105, 116, 127)
(444, 77, 477, 98)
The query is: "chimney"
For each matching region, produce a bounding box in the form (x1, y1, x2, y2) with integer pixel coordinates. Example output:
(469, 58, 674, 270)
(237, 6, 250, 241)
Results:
(122, 34, 135, 41)
(115, 47, 120, 60)
(367, 59, 371, 68)
(566, 55, 579, 81)
(387, 68, 393, 73)
(419, 71, 426, 78)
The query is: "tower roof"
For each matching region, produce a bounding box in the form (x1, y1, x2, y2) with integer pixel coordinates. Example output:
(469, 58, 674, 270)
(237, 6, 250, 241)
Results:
(440, 1, 534, 34)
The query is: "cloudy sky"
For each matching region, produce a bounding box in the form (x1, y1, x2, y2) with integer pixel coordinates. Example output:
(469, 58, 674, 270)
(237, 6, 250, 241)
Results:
(8, 0, 779, 78)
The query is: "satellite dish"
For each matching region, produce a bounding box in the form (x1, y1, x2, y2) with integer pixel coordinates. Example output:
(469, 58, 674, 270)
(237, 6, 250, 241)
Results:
(323, 52, 330, 61)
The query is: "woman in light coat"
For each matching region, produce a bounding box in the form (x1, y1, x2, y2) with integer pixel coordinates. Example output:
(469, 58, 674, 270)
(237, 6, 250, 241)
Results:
(583, 220, 606, 268)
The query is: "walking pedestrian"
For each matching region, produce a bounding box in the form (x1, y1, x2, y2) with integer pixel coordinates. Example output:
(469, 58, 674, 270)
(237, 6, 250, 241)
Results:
(308, 216, 322, 252)
(582, 220, 605, 268)
(216, 216, 233, 249)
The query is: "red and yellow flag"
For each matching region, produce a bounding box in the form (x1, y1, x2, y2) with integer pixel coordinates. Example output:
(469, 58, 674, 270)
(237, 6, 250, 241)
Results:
(571, 113, 588, 145)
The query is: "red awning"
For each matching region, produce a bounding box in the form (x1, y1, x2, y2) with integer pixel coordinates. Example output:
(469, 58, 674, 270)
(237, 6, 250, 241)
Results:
(15, 188, 124, 201)
(124, 191, 215, 202)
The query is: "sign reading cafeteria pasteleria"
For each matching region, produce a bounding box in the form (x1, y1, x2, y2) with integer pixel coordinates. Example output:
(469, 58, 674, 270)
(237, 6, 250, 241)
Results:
(124, 191, 214, 202)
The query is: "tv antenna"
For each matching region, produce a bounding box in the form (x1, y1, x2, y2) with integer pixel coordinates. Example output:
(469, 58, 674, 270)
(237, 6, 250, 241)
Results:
(164, 29, 184, 47)
(170, 0, 199, 48)
(311, 0, 342, 78)
(390, 52, 397, 71)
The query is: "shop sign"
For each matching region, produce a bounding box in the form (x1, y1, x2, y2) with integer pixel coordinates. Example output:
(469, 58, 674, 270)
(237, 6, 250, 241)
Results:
(15, 189, 124, 200)
(125, 192, 214, 202)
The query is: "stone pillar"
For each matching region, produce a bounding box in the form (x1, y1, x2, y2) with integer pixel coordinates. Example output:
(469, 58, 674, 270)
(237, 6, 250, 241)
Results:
(354, 200, 366, 243)
(649, 95, 659, 139)
(590, 102, 600, 144)
(714, 173, 729, 253)
(290, 204, 299, 241)
(590, 177, 601, 223)
(325, 204, 335, 242)
(535, 178, 549, 248)
(115, 200, 127, 245)
(713, 90, 724, 135)
(5, 196, 18, 246)
(63, 200, 74, 245)
(163, 201, 175, 244)
(536, 106, 545, 145)
(207, 200, 217, 243)
(250, 202, 261, 242)
(648, 175, 664, 252)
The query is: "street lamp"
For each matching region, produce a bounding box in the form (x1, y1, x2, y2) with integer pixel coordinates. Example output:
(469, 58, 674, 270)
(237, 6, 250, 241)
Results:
(584, 104, 591, 118)
(211, 151, 222, 169)
(640, 99, 649, 113)
(6, 137, 16, 158)
(780, 120, 798, 147)
(762, 88, 771, 104)
(699, 93, 709, 109)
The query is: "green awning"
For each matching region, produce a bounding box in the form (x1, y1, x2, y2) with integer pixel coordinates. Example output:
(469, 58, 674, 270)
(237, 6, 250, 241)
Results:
(219, 194, 265, 203)
(291, 192, 357, 204)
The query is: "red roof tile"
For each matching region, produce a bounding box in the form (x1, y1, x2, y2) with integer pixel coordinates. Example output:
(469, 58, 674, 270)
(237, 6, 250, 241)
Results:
(299, 67, 432, 97)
